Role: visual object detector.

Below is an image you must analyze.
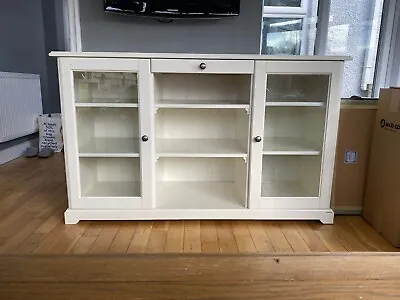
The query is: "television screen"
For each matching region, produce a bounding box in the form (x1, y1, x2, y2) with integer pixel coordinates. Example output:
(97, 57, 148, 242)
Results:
(104, 0, 240, 18)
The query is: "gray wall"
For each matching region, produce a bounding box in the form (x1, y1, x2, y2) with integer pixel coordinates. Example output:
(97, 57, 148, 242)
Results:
(80, 0, 263, 54)
(0, 0, 49, 111)
(0, 0, 65, 114)
(0, 0, 65, 151)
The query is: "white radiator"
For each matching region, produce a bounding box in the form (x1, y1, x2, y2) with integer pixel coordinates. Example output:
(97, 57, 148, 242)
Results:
(0, 72, 43, 143)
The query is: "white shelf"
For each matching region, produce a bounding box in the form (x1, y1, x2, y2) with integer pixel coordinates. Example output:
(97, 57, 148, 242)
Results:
(265, 101, 326, 107)
(262, 181, 316, 198)
(263, 137, 321, 155)
(156, 138, 247, 158)
(156, 181, 245, 209)
(82, 180, 141, 197)
(156, 99, 249, 109)
(75, 103, 138, 108)
(79, 137, 140, 157)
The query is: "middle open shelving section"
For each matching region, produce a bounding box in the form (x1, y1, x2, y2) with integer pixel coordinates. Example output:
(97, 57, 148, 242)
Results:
(153, 72, 251, 209)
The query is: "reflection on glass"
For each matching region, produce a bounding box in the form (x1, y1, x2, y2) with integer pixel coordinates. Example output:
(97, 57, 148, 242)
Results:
(74, 72, 138, 103)
(264, 0, 301, 7)
(262, 18, 302, 55)
(266, 75, 330, 102)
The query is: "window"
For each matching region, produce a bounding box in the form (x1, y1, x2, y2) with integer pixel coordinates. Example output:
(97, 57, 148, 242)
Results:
(261, 0, 316, 56)
(261, 0, 386, 98)
(262, 18, 303, 55)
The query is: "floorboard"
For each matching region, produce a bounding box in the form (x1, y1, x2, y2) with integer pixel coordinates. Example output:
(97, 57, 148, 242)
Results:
(1, 254, 400, 299)
(0, 154, 398, 254)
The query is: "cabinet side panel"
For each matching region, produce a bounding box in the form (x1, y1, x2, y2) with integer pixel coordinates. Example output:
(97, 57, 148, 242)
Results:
(319, 62, 343, 209)
(58, 58, 81, 209)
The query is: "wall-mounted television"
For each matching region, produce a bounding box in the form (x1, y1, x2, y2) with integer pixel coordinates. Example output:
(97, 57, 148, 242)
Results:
(104, 0, 240, 19)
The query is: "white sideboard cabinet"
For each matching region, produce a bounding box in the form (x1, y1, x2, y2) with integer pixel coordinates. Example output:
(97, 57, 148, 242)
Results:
(50, 52, 348, 224)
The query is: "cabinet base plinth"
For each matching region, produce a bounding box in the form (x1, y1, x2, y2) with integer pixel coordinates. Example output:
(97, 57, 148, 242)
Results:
(63, 208, 334, 224)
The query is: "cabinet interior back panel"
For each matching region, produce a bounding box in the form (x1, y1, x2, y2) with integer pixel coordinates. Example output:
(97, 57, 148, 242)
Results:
(156, 108, 248, 140)
(158, 158, 243, 181)
(156, 157, 247, 208)
(264, 107, 326, 149)
(154, 74, 251, 104)
(266, 75, 330, 103)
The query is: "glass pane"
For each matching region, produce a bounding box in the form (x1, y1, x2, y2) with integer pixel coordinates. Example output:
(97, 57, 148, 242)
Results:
(266, 74, 330, 103)
(76, 107, 141, 198)
(74, 71, 138, 103)
(263, 106, 326, 153)
(264, 0, 301, 6)
(76, 107, 140, 155)
(80, 157, 141, 197)
(262, 18, 303, 55)
(261, 155, 321, 197)
(262, 104, 326, 198)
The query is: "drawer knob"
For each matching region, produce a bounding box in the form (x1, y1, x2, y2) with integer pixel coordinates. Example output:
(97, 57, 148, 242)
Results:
(199, 62, 207, 70)
(142, 135, 149, 142)
(254, 136, 262, 142)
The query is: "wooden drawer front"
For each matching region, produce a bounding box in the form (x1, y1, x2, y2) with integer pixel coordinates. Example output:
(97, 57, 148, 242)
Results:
(151, 59, 254, 74)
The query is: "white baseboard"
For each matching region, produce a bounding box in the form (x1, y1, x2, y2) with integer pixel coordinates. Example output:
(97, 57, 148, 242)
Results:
(0, 138, 38, 165)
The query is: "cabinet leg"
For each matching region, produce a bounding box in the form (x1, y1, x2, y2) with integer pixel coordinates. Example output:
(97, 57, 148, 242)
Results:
(320, 210, 334, 224)
(64, 209, 80, 224)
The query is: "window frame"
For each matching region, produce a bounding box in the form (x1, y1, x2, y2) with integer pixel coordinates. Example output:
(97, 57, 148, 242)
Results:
(263, 0, 308, 15)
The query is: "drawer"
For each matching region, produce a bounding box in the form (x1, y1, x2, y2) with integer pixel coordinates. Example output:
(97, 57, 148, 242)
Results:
(151, 59, 254, 74)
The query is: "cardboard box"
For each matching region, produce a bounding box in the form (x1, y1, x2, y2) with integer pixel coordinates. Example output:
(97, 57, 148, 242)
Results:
(332, 107, 376, 213)
(363, 88, 400, 247)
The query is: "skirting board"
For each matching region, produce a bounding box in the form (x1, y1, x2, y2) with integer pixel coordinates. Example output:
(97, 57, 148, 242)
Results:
(333, 206, 362, 215)
(64, 209, 335, 225)
(0, 138, 38, 165)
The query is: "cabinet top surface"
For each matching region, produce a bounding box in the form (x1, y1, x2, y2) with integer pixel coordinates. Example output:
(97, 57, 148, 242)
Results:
(49, 51, 351, 61)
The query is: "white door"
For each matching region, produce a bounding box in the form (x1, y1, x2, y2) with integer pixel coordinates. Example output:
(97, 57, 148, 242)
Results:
(58, 58, 153, 209)
(249, 60, 342, 210)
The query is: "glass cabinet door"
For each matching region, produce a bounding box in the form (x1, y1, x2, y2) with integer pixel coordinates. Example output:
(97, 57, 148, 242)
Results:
(249, 61, 340, 209)
(262, 74, 329, 200)
(59, 58, 153, 209)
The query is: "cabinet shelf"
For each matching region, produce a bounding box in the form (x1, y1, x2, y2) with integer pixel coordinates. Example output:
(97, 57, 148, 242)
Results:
(262, 180, 316, 198)
(156, 99, 249, 109)
(75, 103, 138, 108)
(156, 182, 245, 209)
(263, 137, 321, 155)
(156, 138, 247, 158)
(79, 137, 140, 157)
(265, 101, 325, 107)
(82, 180, 141, 197)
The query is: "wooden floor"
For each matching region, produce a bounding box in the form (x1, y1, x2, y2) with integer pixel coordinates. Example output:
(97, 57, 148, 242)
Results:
(0, 153, 397, 254)
(2, 254, 400, 299)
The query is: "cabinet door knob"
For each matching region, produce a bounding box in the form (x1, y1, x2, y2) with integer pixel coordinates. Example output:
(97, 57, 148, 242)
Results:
(254, 136, 262, 142)
(199, 62, 207, 70)
(142, 135, 149, 142)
